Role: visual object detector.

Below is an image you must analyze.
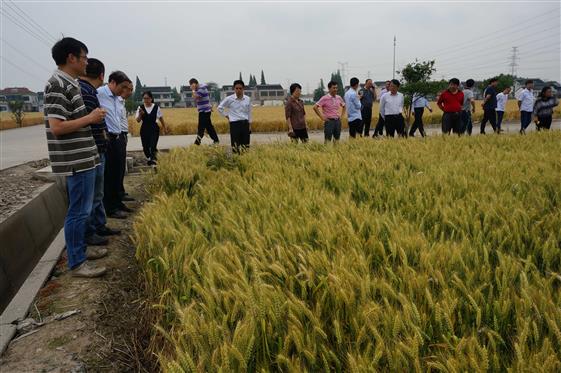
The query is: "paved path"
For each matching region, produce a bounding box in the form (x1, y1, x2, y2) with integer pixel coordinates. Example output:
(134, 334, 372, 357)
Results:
(1, 120, 559, 170)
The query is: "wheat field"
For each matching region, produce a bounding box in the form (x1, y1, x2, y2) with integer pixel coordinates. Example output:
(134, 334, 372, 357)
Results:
(128, 100, 561, 136)
(134, 132, 561, 372)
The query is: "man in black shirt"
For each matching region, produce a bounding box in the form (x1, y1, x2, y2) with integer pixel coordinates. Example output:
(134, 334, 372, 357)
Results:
(480, 77, 498, 134)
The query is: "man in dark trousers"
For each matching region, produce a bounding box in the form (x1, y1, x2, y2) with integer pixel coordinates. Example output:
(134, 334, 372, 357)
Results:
(117, 81, 134, 206)
(78, 58, 121, 247)
(190, 78, 220, 145)
(480, 77, 498, 134)
(437, 78, 464, 135)
(217, 80, 252, 153)
(373, 80, 390, 137)
(359, 79, 376, 137)
(97, 71, 132, 219)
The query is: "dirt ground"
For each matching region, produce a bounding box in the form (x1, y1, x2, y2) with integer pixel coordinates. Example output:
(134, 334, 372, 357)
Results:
(0, 172, 157, 372)
(0, 159, 49, 223)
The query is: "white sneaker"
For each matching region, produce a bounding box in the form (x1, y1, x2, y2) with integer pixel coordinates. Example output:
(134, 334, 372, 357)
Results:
(86, 246, 108, 260)
(71, 261, 107, 278)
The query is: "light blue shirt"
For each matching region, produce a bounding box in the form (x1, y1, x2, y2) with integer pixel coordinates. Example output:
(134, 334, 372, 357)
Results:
(118, 96, 128, 132)
(344, 88, 362, 121)
(412, 93, 430, 109)
(97, 85, 122, 134)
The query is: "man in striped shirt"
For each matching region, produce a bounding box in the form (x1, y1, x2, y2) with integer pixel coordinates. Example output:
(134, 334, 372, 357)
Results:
(78, 58, 120, 248)
(45, 37, 108, 278)
(190, 78, 219, 145)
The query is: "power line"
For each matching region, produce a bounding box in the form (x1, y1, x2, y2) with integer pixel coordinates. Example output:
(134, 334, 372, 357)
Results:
(1, 56, 46, 83)
(434, 27, 560, 66)
(0, 9, 52, 47)
(4, 0, 57, 42)
(421, 9, 559, 58)
(1, 38, 51, 74)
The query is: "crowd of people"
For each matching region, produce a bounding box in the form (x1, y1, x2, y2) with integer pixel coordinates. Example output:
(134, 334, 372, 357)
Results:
(44, 37, 559, 278)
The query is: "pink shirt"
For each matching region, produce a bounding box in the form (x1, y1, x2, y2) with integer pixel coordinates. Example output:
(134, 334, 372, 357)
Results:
(316, 94, 345, 119)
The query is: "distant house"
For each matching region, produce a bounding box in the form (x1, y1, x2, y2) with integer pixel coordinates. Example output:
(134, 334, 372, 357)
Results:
(0, 87, 40, 112)
(143, 86, 174, 108)
(179, 85, 220, 108)
(0, 95, 8, 112)
(220, 84, 286, 106)
(513, 78, 559, 98)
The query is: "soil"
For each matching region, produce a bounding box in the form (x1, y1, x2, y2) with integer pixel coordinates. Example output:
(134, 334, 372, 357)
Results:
(0, 159, 49, 223)
(0, 173, 157, 372)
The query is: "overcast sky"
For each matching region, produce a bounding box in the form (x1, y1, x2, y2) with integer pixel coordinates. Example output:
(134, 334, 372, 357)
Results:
(1, 0, 560, 93)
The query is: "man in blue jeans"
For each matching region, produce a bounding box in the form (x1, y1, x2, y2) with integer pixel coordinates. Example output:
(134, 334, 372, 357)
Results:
(44, 37, 108, 278)
(78, 58, 121, 246)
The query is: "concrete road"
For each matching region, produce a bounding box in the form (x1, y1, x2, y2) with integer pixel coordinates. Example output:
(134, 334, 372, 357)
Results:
(1, 120, 559, 170)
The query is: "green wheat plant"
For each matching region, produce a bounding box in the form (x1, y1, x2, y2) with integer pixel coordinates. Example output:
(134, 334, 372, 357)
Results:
(134, 132, 561, 372)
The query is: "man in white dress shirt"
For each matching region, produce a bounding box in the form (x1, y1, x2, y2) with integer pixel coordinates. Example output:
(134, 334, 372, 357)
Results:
(518, 80, 534, 134)
(218, 79, 252, 153)
(495, 86, 511, 133)
(379, 79, 405, 137)
(373, 80, 391, 137)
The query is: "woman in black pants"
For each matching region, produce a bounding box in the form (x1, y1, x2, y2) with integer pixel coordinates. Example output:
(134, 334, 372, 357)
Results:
(136, 91, 167, 165)
(533, 86, 559, 131)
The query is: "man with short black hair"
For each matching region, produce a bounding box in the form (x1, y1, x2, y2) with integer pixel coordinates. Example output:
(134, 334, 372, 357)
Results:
(97, 71, 132, 218)
(518, 80, 534, 134)
(218, 80, 252, 153)
(409, 92, 432, 137)
(373, 80, 391, 137)
(78, 58, 120, 246)
(437, 78, 464, 135)
(495, 86, 511, 133)
(117, 81, 134, 206)
(359, 79, 376, 137)
(461, 79, 476, 135)
(45, 37, 108, 278)
(344, 77, 363, 138)
(314, 80, 346, 143)
(480, 77, 498, 134)
(379, 79, 405, 137)
(285, 83, 308, 143)
(190, 78, 219, 145)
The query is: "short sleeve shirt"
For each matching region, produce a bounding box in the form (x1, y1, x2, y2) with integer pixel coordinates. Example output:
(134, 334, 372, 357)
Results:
(44, 69, 99, 176)
(315, 94, 345, 119)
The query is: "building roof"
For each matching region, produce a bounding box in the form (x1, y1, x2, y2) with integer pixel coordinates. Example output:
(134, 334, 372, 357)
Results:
(143, 86, 172, 93)
(0, 87, 37, 95)
(222, 84, 284, 91)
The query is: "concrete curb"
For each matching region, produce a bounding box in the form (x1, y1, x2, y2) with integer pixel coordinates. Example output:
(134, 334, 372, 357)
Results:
(0, 181, 67, 313)
(0, 229, 65, 355)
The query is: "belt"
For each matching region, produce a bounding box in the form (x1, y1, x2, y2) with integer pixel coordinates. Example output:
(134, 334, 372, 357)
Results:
(326, 117, 340, 121)
(230, 119, 249, 124)
(108, 132, 120, 139)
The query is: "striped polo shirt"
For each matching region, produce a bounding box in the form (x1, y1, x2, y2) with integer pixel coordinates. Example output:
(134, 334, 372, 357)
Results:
(195, 84, 212, 112)
(44, 69, 100, 176)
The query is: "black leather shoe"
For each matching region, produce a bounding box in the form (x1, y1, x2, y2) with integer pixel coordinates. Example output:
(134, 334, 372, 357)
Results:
(86, 233, 109, 246)
(122, 195, 135, 202)
(118, 204, 134, 213)
(108, 210, 128, 219)
(97, 225, 121, 236)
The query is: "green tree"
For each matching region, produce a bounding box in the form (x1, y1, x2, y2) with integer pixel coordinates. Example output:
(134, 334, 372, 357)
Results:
(8, 101, 25, 127)
(239, 72, 243, 82)
(249, 74, 256, 86)
(206, 82, 221, 104)
(134, 76, 143, 104)
(313, 79, 325, 102)
(125, 97, 137, 116)
(479, 74, 515, 92)
(260, 70, 266, 85)
(171, 87, 181, 103)
(399, 60, 446, 121)
(330, 70, 345, 97)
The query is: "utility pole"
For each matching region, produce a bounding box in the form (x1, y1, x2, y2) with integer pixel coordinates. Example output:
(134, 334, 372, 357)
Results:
(509, 46, 519, 77)
(164, 76, 167, 86)
(337, 61, 349, 84)
(392, 35, 396, 79)
(367, 70, 371, 79)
